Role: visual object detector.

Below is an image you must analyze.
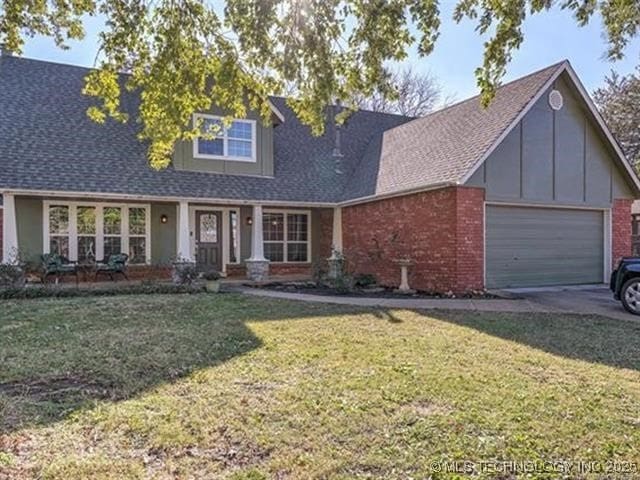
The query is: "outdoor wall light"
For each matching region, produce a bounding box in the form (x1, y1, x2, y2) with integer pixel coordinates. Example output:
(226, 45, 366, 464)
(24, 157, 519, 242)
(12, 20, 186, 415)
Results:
(160, 214, 169, 224)
(246, 216, 253, 226)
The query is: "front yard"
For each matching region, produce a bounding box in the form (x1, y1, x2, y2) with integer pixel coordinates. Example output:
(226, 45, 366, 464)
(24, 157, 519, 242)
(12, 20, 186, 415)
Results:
(1, 294, 640, 479)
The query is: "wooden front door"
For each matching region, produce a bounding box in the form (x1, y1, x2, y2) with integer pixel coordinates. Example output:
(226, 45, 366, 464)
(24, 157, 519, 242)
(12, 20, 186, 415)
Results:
(195, 211, 222, 272)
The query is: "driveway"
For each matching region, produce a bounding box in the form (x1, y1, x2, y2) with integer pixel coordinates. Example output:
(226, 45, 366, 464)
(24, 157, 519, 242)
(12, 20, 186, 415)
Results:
(505, 285, 635, 321)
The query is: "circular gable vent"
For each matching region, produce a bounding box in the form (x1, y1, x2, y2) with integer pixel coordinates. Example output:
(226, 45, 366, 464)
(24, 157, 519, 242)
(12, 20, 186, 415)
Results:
(548, 89, 564, 111)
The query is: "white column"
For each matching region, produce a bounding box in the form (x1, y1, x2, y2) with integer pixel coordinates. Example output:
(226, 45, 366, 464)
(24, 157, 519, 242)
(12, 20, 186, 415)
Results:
(330, 206, 343, 257)
(2, 193, 18, 264)
(248, 204, 266, 261)
(221, 209, 230, 273)
(177, 201, 192, 261)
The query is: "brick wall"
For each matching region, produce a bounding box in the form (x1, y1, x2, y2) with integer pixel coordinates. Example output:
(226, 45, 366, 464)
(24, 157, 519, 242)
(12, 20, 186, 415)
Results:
(314, 208, 334, 261)
(0, 207, 3, 262)
(612, 198, 633, 268)
(342, 186, 485, 294)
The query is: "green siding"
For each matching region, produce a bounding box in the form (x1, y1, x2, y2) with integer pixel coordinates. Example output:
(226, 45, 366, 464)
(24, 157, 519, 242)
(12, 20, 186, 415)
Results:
(151, 203, 177, 265)
(173, 106, 274, 177)
(467, 72, 635, 206)
(16, 197, 43, 264)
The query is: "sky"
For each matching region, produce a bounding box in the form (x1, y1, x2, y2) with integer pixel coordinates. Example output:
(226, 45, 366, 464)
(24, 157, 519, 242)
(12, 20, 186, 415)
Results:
(17, 0, 640, 103)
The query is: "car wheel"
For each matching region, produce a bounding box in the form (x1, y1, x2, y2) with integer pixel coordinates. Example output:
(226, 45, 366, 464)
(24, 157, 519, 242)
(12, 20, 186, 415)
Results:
(621, 278, 640, 315)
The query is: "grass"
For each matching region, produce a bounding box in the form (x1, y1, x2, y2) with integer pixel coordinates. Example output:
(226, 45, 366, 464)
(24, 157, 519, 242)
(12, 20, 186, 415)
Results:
(1, 294, 640, 479)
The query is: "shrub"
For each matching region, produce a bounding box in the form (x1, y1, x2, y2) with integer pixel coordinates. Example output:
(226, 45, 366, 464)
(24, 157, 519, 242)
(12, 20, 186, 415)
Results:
(331, 273, 355, 294)
(354, 273, 377, 288)
(202, 271, 221, 281)
(171, 259, 198, 285)
(0, 264, 25, 288)
(0, 283, 205, 300)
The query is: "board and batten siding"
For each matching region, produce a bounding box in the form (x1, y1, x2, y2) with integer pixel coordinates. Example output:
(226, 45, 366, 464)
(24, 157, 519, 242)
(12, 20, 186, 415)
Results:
(172, 106, 275, 177)
(466, 73, 634, 206)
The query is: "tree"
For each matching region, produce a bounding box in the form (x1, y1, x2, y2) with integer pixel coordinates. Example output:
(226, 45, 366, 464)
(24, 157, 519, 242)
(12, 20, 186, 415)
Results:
(355, 67, 447, 117)
(594, 68, 640, 171)
(1, 0, 639, 169)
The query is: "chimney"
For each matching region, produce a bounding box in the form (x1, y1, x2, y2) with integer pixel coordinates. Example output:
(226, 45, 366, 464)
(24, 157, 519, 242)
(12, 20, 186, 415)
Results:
(332, 100, 344, 159)
(0, 43, 14, 57)
(332, 100, 344, 174)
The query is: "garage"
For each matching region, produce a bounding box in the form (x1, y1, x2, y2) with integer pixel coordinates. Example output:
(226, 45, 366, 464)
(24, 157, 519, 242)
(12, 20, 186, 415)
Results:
(485, 205, 605, 288)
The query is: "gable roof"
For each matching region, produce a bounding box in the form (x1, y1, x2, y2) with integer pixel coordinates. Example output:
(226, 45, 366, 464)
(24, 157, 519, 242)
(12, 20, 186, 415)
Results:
(0, 56, 637, 205)
(0, 55, 411, 205)
(343, 60, 640, 203)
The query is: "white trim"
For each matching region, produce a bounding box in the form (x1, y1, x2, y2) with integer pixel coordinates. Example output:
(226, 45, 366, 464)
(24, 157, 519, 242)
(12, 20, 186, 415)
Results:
(484, 201, 611, 287)
(248, 204, 266, 261)
(330, 207, 343, 255)
(43, 200, 151, 264)
(338, 182, 456, 208)
(0, 188, 335, 208)
(188, 205, 241, 273)
(604, 208, 612, 282)
(177, 201, 192, 261)
(484, 200, 612, 211)
(193, 114, 257, 163)
(263, 208, 312, 264)
(2, 193, 18, 264)
(267, 99, 285, 123)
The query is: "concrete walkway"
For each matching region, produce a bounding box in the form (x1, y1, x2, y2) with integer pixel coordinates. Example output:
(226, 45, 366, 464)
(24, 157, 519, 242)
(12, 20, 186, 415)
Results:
(237, 287, 550, 313)
(237, 285, 635, 320)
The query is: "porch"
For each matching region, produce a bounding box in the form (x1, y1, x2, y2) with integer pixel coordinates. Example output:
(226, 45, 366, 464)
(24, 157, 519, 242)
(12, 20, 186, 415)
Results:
(2, 193, 340, 281)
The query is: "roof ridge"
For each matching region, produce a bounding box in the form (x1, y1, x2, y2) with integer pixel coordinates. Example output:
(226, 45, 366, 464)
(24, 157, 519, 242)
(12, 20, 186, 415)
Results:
(406, 60, 567, 122)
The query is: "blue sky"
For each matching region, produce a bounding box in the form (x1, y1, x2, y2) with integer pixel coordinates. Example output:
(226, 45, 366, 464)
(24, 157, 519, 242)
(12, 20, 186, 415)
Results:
(19, 1, 640, 102)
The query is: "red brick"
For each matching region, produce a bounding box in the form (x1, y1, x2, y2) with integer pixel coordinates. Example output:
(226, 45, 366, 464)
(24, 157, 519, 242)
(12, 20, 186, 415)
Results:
(612, 198, 633, 268)
(342, 186, 485, 294)
(0, 206, 3, 261)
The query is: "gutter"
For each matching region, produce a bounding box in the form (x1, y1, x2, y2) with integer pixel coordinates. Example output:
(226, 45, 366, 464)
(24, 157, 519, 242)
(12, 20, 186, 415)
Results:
(0, 188, 337, 209)
(0, 182, 459, 210)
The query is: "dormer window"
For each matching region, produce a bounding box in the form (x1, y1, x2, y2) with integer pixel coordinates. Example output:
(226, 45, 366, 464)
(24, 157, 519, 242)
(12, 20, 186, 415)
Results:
(193, 114, 257, 162)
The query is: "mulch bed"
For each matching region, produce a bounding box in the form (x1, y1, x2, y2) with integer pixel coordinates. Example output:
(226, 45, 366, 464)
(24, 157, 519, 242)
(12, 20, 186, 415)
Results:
(246, 281, 500, 299)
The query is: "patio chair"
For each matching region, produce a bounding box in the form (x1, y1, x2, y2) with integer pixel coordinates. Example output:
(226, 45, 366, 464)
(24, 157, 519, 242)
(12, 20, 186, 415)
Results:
(95, 253, 129, 281)
(41, 253, 79, 285)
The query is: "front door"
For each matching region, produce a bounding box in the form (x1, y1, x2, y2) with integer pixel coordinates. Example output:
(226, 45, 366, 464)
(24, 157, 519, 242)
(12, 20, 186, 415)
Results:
(195, 211, 222, 272)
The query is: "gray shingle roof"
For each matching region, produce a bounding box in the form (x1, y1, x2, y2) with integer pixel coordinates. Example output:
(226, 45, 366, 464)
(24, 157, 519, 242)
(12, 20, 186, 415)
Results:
(0, 56, 578, 204)
(0, 56, 411, 203)
(343, 62, 565, 200)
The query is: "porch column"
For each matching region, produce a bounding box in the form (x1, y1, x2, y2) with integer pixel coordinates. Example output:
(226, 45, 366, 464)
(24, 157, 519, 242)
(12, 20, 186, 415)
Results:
(246, 204, 269, 281)
(177, 201, 192, 261)
(327, 207, 344, 279)
(2, 193, 18, 264)
(330, 207, 343, 256)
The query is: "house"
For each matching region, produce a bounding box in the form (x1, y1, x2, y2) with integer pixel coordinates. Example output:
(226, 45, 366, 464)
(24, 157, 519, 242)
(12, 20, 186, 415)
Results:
(1, 54, 638, 292)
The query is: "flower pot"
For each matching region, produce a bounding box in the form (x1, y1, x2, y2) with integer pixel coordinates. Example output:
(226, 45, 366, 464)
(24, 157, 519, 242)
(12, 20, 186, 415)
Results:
(205, 280, 221, 293)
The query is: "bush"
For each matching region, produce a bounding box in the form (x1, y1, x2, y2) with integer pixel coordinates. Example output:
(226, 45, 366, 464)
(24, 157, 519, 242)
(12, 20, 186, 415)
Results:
(0, 283, 206, 300)
(0, 264, 25, 288)
(202, 271, 221, 281)
(331, 274, 355, 294)
(171, 260, 198, 285)
(354, 273, 377, 288)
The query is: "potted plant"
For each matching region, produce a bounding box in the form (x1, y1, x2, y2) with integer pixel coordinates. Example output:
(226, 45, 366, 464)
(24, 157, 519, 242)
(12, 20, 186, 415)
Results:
(202, 271, 222, 293)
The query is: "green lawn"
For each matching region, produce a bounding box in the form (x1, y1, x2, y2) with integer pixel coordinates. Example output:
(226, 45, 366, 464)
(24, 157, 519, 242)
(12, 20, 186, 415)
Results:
(1, 294, 640, 479)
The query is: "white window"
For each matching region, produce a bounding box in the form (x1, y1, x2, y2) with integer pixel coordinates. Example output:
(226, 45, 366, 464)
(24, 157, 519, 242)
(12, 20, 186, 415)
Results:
(193, 114, 257, 162)
(263, 211, 310, 263)
(48, 205, 70, 258)
(44, 202, 151, 264)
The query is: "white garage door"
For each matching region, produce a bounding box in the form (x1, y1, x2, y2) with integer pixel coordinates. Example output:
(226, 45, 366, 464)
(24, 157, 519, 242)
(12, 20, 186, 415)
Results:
(486, 205, 604, 288)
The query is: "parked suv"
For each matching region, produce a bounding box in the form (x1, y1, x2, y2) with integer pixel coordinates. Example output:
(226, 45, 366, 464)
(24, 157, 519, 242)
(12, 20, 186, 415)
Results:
(611, 257, 640, 314)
